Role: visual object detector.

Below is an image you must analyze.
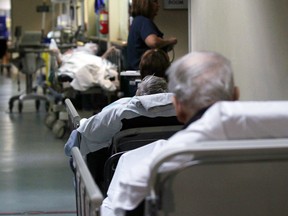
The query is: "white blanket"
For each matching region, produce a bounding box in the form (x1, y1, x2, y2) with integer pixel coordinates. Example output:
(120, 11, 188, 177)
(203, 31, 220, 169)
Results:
(58, 51, 119, 92)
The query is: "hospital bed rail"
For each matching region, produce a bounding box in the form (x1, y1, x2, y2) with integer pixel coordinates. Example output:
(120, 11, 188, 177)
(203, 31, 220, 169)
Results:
(145, 139, 288, 216)
(70, 138, 288, 216)
(45, 46, 122, 138)
(71, 146, 103, 216)
(65, 98, 81, 129)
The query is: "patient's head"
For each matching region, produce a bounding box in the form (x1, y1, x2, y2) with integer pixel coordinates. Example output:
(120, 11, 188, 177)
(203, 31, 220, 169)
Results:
(85, 42, 98, 54)
(167, 51, 239, 123)
(139, 49, 170, 80)
(136, 75, 168, 96)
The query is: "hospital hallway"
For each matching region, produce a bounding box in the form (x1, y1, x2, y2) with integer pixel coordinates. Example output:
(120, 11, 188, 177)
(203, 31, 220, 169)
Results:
(0, 70, 76, 215)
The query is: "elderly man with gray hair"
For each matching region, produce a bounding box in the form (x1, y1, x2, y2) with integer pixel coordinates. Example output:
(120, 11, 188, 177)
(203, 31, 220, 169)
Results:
(168, 51, 239, 124)
(101, 51, 240, 215)
(136, 75, 168, 96)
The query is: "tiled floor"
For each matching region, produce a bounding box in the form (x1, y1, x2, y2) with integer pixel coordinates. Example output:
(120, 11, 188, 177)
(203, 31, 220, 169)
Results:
(0, 69, 76, 215)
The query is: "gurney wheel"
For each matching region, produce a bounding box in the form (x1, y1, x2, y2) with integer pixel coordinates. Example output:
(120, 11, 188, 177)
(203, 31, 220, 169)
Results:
(52, 120, 66, 139)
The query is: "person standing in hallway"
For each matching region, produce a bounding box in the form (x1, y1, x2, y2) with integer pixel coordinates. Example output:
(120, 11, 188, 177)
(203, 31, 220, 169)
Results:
(127, 0, 178, 70)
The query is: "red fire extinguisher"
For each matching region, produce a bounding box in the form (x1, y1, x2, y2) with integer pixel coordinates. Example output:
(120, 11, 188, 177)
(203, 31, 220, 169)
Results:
(99, 8, 109, 35)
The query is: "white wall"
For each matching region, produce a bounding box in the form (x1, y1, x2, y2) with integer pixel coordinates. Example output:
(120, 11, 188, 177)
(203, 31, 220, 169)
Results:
(109, 0, 129, 42)
(190, 0, 288, 100)
(156, 1, 188, 61)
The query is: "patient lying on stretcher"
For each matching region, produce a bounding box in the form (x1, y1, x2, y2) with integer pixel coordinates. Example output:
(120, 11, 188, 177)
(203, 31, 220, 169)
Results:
(51, 42, 119, 92)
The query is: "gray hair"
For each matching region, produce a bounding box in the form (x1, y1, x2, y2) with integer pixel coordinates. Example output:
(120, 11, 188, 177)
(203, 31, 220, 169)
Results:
(136, 75, 168, 96)
(167, 51, 235, 110)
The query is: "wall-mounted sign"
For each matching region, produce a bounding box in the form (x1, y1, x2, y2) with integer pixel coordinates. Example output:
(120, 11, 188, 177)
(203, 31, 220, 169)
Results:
(163, 0, 188, 10)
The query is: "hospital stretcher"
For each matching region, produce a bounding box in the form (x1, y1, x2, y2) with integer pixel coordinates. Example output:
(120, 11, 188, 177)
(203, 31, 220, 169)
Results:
(64, 98, 183, 192)
(66, 99, 288, 216)
(48, 46, 121, 100)
(45, 47, 122, 138)
(71, 137, 288, 216)
(64, 98, 184, 213)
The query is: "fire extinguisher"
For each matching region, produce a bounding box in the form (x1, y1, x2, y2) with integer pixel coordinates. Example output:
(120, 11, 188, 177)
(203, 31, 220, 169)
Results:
(99, 8, 109, 35)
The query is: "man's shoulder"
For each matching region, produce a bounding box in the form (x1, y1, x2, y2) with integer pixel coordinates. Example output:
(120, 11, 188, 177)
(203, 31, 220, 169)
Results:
(91, 93, 175, 131)
(95, 98, 136, 120)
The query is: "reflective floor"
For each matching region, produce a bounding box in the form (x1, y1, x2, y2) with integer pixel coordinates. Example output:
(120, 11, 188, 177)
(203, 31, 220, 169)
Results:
(0, 69, 76, 215)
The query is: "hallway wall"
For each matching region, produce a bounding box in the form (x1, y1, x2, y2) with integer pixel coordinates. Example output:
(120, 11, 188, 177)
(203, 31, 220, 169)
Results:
(10, 0, 189, 61)
(156, 0, 189, 61)
(190, 0, 288, 100)
(11, 0, 53, 35)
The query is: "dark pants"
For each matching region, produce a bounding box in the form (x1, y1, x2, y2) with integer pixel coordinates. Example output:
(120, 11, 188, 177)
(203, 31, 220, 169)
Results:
(86, 147, 110, 194)
(0, 39, 7, 59)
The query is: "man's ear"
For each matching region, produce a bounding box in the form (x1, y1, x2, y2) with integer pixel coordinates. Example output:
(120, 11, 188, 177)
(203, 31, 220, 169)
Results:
(233, 86, 240, 101)
(172, 96, 187, 124)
